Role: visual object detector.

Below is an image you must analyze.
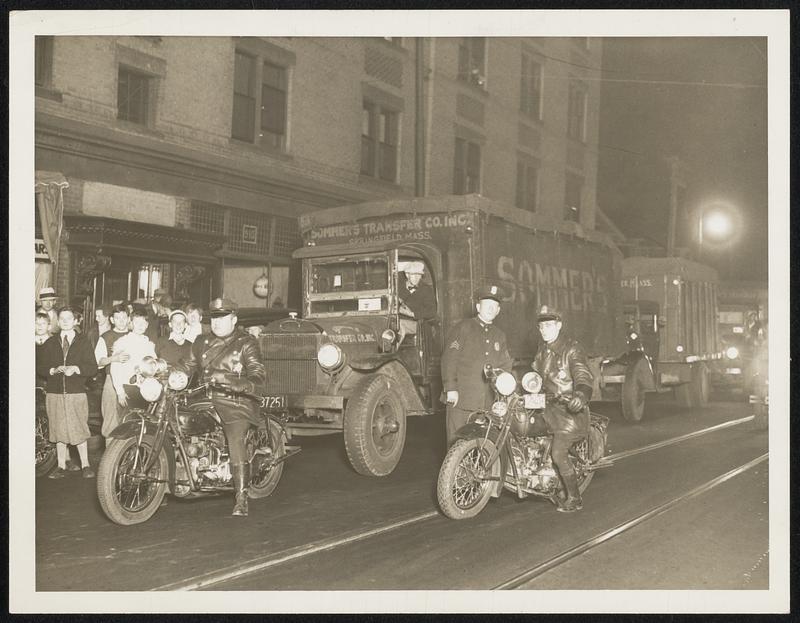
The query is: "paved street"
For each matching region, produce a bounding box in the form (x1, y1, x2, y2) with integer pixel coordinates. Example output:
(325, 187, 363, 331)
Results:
(35, 393, 768, 591)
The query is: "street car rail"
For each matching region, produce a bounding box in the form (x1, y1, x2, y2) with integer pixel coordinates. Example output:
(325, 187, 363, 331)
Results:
(150, 415, 754, 591)
(493, 452, 768, 589)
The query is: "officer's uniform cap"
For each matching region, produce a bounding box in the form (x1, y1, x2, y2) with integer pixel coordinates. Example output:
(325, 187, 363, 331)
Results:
(537, 305, 562, 322)
(474, 284, 503, 303)
(208, 297, 238, 317)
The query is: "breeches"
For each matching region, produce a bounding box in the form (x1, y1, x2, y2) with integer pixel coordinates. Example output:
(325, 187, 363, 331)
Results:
(551, 428, 584, 477)
(223, 419, 252, 464)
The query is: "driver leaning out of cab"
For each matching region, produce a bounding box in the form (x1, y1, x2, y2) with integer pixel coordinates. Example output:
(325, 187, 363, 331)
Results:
(397, 261, 436, 343)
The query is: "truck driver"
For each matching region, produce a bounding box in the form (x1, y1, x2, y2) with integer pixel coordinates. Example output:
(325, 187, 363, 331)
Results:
(532, 305, 594, 513)
(397, 260, 436, 343)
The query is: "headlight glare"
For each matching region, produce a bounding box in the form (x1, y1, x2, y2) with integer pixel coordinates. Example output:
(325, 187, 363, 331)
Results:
(317, 343, 343, 370)
(725, 346, 739, 360)
(521, 371, 543, 394)
(168, 370, 189, 390)
(494, 372, 517, 396)
(139, 377, 163, 402)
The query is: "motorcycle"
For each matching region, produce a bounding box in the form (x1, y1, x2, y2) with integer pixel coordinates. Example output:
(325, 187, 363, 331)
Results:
(97, 357, 299, 525)
(36, 385, 58, 477)
(437, 365, 611, 519)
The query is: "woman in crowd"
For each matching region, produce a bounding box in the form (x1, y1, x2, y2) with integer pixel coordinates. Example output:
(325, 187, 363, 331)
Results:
(36, 306, 98, 479)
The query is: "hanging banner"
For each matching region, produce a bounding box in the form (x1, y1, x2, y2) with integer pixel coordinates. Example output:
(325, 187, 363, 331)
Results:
(35, 238, 50, 261)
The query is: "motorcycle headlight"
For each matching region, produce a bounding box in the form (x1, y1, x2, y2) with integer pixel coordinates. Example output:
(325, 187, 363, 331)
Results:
(168, 370, 189, 391)
(139, 377, 163, 402)
(629, 331, 639, 340)
(725, 346, 739, 360)
(521, 371, 543, 394)
(490, 401, 508, 417)
(317, 343, 344, 370)
(494, 371, 517, 396)
(381, 329, 396, 343)
(138, 356, 168, 378)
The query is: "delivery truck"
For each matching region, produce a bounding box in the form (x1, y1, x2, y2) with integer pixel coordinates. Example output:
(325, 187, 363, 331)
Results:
(254, 194, 630, 476)
(599, 256, 722, 422)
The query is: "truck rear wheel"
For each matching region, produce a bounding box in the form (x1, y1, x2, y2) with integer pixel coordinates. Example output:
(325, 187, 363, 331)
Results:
(344, 375, 407, 477)
(690, 363, 710, 407)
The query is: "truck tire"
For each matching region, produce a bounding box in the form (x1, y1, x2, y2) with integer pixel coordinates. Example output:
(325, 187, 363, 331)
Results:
(344, 374, 407, 477)
(621, 359, 647, 423)
(690, 363, 710, 407)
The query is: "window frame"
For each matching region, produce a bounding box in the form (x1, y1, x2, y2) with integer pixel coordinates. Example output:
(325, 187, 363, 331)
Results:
(35, 36, 54, 88)
(117, 65, 152, 126)
(231, 42, 293, 152)
(453, 136, 482, 195)
(564, 172, 583, 223)
(457, 37, 487, 89)
(361, 99, 401, 183)
(516, 157, 540, 213)
(567, 81, 588, 142)
(520, 51, 543, 121)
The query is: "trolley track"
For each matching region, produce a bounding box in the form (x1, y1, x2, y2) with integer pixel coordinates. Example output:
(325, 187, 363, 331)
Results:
(150, 415, 757, 591)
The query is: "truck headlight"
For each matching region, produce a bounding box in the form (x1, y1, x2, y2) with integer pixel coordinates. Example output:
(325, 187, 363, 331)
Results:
(139, 377, 163, 402)
(494, 372, 517, 396)
(317, 343, 344, 370)
(521, 371, 543, 394)
(168, 370, 189, 390)
(725, 346, 739, 360)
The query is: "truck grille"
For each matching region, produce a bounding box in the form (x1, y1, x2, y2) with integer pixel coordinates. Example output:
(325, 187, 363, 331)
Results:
(260, 333, 319, 394)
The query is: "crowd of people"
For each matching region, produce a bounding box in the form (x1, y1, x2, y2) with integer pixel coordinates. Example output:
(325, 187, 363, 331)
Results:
(35, 287, 210, 479)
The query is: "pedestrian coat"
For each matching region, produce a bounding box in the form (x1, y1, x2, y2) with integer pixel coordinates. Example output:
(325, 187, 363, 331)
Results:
(36, 333, 98, 394)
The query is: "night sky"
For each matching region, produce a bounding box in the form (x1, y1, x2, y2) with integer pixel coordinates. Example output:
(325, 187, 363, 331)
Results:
(597, 37, 768, 282)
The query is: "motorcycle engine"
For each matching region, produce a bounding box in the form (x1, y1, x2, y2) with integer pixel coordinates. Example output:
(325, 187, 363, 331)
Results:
(514, 437, 559, 493)
(186, 432, 232, 486)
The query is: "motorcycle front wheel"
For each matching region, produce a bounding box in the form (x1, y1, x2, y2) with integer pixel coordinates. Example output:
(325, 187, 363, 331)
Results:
(247, 419, 286, 499)
(437, 438, 499, 520)
(97, 435, 168, 525)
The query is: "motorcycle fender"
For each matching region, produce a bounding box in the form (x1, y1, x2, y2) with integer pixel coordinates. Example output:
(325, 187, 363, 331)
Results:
(107, 418, 177, 491)
(453, 424, 506, 498)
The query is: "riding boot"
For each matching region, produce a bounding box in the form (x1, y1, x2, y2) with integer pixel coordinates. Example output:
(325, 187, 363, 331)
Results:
(231, 462, 250, 517)
(557, 470, 583, 513)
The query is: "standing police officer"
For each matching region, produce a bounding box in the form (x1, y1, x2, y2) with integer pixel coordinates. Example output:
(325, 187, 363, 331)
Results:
(532, 305, 594, 513)
(186, 298, 266, 517)
(441, 284, 513, 446)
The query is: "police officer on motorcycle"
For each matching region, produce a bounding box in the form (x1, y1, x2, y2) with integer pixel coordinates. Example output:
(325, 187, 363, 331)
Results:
(186, 297, 266, 517)
(533, 305, 594, 513)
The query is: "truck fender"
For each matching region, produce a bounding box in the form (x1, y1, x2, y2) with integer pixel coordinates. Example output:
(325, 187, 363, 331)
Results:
(107, 414, 177, 492)
(349, 353, 397, 372)
(341, 360, 426, 414)
(626, 350, 656, 391)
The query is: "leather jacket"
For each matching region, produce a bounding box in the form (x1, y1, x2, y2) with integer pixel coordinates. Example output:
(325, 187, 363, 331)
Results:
(533, 333, 593, 436)
(187, 328, 266, 425)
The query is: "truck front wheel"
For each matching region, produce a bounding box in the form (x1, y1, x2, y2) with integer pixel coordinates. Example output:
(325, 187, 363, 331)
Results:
(344, 375, 407, 477)
(621, 357, 649, 423)
(690, 363, 710, 407)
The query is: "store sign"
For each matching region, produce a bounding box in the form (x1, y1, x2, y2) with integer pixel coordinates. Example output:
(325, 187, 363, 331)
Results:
(35, 238, 50, 261)
(242, 224, 258, 244)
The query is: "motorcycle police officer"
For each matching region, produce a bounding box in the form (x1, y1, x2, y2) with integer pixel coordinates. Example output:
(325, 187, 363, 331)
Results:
(186, 298, 266, 517)
(442, 284, 513, 446)
(532, 304, 594, 513)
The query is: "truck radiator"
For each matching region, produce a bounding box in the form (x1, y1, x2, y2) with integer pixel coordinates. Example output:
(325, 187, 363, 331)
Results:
(260, 334, 319, 394)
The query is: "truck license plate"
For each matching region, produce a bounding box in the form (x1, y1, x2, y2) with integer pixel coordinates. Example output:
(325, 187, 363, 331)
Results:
(524, 394, 546, 409)
(263, 395, 287, 409)
(725, 368, 742, 375)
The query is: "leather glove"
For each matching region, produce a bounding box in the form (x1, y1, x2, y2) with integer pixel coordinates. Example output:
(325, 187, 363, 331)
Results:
(566, 391, 588, 414)
(228, 377, 254, 394)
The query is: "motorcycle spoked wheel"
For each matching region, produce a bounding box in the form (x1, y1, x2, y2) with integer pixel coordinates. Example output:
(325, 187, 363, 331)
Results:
(569, 437, 595, 495)
(247, 420, 286, 499)
(437, 438, 500, 520)
(35, 409, 57, 477)
(97, 435, 168, 525)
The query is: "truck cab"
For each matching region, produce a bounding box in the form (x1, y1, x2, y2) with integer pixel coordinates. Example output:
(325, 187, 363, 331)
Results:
(623, 300, 661, 362)
(258, 241, 443, 477)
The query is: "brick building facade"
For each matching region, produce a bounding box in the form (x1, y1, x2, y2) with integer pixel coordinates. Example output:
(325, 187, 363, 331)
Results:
(35, 35, 602, 321)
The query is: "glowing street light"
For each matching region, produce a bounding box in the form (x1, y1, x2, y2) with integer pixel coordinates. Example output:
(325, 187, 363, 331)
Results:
(699, 209, 733, 245)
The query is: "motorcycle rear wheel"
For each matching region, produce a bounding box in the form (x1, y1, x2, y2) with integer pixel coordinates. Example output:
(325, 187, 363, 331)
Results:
(570, 437, 595, 494)
(35, 409, 57, 477)
(437, 438, 499, 520)
(247, 419, 286, 499)
(97, 435, 168, 525)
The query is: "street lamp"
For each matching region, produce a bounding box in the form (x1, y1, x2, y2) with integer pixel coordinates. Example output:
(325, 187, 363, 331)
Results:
(698, 208, 734, 246)
(694, 201, 741, 276)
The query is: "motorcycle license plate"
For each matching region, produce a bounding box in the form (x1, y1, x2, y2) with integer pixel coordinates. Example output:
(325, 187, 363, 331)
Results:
(262, 395, 287, 410)
(524, 394, 546, 409)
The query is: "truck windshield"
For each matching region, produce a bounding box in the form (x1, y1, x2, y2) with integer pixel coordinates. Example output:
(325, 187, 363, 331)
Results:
(307, 255, 391, 315)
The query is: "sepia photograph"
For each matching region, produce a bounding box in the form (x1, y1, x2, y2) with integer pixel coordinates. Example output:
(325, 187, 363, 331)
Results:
(9, 8, 789, 614)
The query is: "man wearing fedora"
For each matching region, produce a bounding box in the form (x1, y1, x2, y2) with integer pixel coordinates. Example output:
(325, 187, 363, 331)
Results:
(186, 297, 266, 517)
(37, 287, 59, 334)
(532, 304, 594, 513)
(441, 284, 513, 446)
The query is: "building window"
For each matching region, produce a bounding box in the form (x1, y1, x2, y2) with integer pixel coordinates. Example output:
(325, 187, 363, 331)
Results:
(520, 53, 542, 120)
(232, 50, 289, 149)
(516, 159, 539, 212)
(117, 67, 151, 125)
(565, 173, 583, 222)
(457, 37, 486, 88)
(361, 100, 399, 182)
(567, 82, 587, 141)
(454, 137, 481, 194)
(35, 36, 54, 87)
